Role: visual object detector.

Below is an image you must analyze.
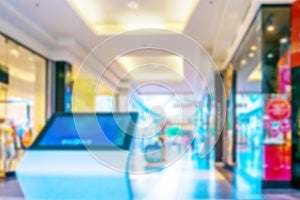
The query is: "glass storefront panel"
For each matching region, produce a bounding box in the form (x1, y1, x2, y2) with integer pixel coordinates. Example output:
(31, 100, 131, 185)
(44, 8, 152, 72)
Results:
(0, 34, 46, 150)
(262, 6, 291, 94)
(228, 5, 292, 187)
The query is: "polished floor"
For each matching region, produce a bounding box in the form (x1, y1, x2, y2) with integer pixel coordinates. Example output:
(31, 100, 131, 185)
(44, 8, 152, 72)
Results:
(130, 152, 300, 200)
(131, 153, 235, 199)
(1, 152, 300, 199)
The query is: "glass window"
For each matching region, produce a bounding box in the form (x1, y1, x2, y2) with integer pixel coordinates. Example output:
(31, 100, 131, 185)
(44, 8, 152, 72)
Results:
(0, 34, 46, 141)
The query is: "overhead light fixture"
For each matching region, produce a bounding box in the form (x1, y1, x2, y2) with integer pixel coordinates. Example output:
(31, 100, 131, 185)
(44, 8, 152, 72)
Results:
(241, 59, 247, 65)
(68, 0, 199, 34)
(267, 25, 275, 32)
(9, 48, 19, 58)
(249, 52, 255, 58)
(250, 45, 257, 51)
(28, 56, 34, 62)
(280, 37, 288, 44)
(117, 55, 184, 82)
(267, 53, 274, 59)
(127, 1, 139, 9)
(265, 14, 275, 33)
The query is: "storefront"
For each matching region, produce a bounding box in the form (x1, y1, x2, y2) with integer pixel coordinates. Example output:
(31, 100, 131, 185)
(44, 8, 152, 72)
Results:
(223, 4, 294, 189)
(0, 33, 47, 173)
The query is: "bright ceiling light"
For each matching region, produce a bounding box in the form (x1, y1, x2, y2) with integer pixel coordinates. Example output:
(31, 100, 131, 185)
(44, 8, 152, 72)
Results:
(127, 1, 139, 9)
(9, 48, 19, 58)
(117, 55, 184, 82)
(280, 37, 288, 44)
(67, 0, 200, 35)
(241, 59, 247, 65)
(267, 53, 274, 59)
(267, 25, 275, 32)
(249, 52, 255, 58)
(250, 45, 257, 51)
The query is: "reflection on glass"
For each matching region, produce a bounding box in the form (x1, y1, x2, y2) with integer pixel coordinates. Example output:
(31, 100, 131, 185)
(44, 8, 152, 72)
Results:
(0, 34, 46, 141)
(235, 94, 264, 195)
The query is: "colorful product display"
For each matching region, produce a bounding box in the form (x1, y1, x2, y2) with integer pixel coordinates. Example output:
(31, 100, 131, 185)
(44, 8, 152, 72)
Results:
(263, 95, 292, 181)
(235, 94, 292, 185)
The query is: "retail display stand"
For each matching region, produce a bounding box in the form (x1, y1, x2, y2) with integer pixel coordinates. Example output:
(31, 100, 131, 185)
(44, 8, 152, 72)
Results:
(16, 112, 138, 200)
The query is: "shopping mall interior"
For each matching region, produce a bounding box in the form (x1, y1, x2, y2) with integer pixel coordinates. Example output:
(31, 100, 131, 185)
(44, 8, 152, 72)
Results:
(0, 0, 300, 199)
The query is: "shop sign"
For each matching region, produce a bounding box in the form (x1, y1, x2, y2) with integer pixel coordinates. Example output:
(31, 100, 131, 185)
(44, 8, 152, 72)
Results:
(266, 98, 291, 121)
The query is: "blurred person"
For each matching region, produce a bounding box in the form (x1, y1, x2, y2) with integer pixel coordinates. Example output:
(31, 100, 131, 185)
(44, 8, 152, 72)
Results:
(158, 121, 168, 162)
(9, 119, 21, 150)
(0, 119, 17, 172)
(183, 133, 190, 150)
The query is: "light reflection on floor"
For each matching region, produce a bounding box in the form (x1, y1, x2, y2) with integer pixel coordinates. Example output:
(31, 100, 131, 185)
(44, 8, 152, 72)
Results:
(130, 151, 298, 200)
(1, 151, 300, 199)
(130, 152, 237, 199)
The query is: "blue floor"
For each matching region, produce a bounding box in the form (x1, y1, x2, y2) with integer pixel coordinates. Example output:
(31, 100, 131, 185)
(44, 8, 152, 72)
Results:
(1, 152, 300, 199)
(130, 152, 300, 200)
(130, 153, 243, 199)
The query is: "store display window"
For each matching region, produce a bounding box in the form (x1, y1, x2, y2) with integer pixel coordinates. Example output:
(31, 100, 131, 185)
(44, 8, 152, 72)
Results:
(228, 5, 292, 187)
(0, 34, 46, 152)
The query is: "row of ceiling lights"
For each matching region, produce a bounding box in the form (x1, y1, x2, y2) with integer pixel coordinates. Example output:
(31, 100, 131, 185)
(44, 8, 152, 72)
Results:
(4, 39, 37, 62)
(240, 23, 290, 66)
(267, 15, 290, 45)
(9, 47, 36, 62)
(266, 24, 289, 44)
(240, 44, 257, 66)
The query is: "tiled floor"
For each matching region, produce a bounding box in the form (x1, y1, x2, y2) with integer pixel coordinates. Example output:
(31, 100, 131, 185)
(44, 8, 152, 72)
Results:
(1, 152, 300, 199)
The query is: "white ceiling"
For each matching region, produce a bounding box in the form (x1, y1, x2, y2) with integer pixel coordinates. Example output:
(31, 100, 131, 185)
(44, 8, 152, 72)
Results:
(0, 0, 294, 95)
(67, 0, 200, 34)
(117, 55, 184, 82)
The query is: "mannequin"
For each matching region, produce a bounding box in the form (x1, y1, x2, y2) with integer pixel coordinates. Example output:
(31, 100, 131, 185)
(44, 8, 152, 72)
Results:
(0, 120, 16, 172)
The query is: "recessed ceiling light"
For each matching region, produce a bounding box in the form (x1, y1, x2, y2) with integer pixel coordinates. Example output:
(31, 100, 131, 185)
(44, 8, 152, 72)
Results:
(68, 0, 199, 34)
(267, 25, 275, 32)
(241, 59, 247, 65)
(9, 48, 19, 58)
(250, 45, 257, 51)
(127, 1, 139, 9)
(280, 37, 288, 44)
(249, 52, 255, 58)
(267, 53, 274, 59)
(28, 56, 34, 62)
